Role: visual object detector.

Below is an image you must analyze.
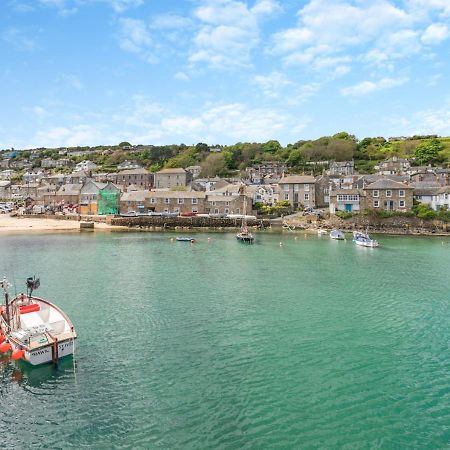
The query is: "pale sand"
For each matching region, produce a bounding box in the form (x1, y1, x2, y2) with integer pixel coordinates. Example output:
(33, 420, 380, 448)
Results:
(0, 215, 117, 233)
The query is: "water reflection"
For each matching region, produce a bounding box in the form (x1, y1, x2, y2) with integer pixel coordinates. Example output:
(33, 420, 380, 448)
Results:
(0, 355, 76, 389)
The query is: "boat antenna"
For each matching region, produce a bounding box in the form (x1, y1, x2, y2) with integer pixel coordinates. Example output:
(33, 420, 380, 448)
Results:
(26, 276, 40, 298)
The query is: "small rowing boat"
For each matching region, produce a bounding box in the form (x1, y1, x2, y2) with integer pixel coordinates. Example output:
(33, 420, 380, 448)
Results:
(176, 237, 195, 242)
(0, 277, 77, 366)
(330, 229, 345, 240)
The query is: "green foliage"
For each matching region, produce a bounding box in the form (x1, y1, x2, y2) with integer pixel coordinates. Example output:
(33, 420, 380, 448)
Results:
(118, 142, 131, 147)
(200, 153, 228, 177)
(414, 139, 443, 165)
(258, 200, 292, 216)
(335, 211, 353, 219)
(412, 202, 437, 219)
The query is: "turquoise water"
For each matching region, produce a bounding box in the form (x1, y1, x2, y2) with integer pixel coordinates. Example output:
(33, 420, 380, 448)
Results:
(0, 231, 449, 449)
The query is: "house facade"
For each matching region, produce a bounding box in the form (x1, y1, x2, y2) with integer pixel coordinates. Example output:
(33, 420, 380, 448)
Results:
(278, 175, 316, 209)
(430, 186, 450, 211)
(362, 179, 413, 211)
(154, 168, 191, 189)
(109, 168, 153, 189)
(329, 189, 364, 214)
(328, 161, 355, 176)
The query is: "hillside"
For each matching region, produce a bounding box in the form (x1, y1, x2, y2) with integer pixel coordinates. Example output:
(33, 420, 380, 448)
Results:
(2, 133, 449, 178)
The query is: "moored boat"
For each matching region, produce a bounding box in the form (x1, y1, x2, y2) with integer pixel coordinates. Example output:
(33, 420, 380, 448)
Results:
(0, 277, 77, 366)
(176, 236, 195, 242)
(353, 231, 379, 248)
(317, 228, 328, 236)
(330, 229, 345, 240)
(236, 184, 254, 244)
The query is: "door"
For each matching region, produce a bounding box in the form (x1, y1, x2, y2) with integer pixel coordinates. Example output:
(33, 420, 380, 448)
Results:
(345, 203, 352, 212)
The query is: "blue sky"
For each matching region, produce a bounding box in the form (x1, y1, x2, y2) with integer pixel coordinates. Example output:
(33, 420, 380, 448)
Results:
(1, 0, 450, 149)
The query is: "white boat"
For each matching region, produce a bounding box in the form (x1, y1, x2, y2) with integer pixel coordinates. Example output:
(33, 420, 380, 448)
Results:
(236, 185, 254, 244)
(317, 228, 328, 236)
(330, 229, 345, 240)
(0, 277, 77, 366)
(352, 231, 379, 248)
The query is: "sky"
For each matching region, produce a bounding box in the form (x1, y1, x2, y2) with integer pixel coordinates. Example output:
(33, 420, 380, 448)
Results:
(1, 0, 450, 149)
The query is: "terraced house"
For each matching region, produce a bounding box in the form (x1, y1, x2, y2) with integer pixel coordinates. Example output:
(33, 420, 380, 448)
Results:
(278, 175, 316, 209)
(362, 179, 413, 211)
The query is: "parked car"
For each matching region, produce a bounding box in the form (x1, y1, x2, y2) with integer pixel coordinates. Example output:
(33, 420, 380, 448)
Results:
(121, 211, 137, 217)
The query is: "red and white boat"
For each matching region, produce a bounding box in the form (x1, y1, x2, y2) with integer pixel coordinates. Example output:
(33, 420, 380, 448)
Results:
(0, 277, 77, 366)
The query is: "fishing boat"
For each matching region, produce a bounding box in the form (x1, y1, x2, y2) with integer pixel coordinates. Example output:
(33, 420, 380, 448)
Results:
(330, 229, 345, 240)
(353, 231, 379, 248)
(236, 185, 254, 243)
(317, 228, 328, 236)
(0, 277, 77, 366)
(176, 236, 195, 242)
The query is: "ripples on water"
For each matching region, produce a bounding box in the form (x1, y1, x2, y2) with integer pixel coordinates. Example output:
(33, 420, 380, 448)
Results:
(1, 233, 450, 449)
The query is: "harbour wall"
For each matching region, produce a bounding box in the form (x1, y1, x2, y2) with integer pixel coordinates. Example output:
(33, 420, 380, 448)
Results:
(108, 216, 271, 229)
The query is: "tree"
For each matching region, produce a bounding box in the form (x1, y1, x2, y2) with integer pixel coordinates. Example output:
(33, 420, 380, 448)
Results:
(200, 153, 227, 177)
(195, 142, 209, 153)
(262, 140, 282, 154)
(119, 141, 131, 147)
(414, 139, 443, 165)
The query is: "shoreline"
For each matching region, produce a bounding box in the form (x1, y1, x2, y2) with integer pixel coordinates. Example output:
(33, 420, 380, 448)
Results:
(1, 215, 449, 237)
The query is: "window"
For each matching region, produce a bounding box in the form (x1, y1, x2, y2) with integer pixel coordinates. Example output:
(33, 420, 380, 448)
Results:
(150, 198, 156, 204)
(177, 198, 184, 204)
(164, 198, 170, 204)
(294, 184, 299, 192)
(304, 184, 310, 191)
(399, 190, 405, 197)
(192, 198, 198, 204)
(373, 190, 379, 198)
(386, 190, 392, 197)
(283, 184, 289, 191)
(304, 193, 309, 201)
(284, 193, 289, 200)
(225, 201, 229, 206)
(399, 200, 405, 207)
(373, 200, 379, 208)
(192, 208, 198, 213)
(337, 194, 359, 201)
(236, 208, 240, 214)
(224, 208, 229, 214)
(214, 208, 219, 214)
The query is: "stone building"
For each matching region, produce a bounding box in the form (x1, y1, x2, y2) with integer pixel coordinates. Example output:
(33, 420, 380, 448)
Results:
(362, 179, 413, 211)
(154, 168, 192, 189)
(278, 175, 316, 209)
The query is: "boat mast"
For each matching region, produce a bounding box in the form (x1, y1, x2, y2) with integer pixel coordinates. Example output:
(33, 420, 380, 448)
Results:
(1, 278, 11, 328)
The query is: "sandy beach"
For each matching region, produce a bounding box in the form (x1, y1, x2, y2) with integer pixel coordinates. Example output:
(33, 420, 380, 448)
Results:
(0, 214, 115, 233)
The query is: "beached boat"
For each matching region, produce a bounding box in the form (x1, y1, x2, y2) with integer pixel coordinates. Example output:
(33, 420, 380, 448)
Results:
(330, 229, 345, 240)
(0, 277, 77, 366)
(236, 186, 254, 243)
(317, 228, 328, 236)
(353, 231, 379, 248)
(176, 236, 195, 242)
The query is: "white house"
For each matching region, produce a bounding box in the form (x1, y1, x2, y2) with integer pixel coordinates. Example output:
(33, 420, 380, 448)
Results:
(430, 186, 450, 211)
(75, 160, 98, 172)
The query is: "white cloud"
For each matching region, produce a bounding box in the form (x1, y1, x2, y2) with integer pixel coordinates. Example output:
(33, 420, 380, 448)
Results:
(253, 71, 292, 98)
(2, 27, 38, 51)
(341, 77, 409, 96)
(117, 18, 155, 62)
(30, 125, 106, 148)
(189, 0, 281, 68)
(174, 71, 190, 81)
(109, 0, 143, 13)
(150, 14, 193, 30)
(270, 0, 450, 72)
(421, 23, 450, 44)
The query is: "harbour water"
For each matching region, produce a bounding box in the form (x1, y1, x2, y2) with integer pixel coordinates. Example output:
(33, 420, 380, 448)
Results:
(1, 232, 449, 448)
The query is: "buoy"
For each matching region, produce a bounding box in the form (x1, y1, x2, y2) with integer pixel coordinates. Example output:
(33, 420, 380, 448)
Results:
(279, 242, 283, 246)
(11, 349, 25, 361)
(0, 335, 5, 344)
(0, 342, 12, 353)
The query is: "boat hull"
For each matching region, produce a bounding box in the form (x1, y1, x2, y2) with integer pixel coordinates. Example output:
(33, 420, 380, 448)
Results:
(22, 340, 75, 366)
(236, 234, 254, 243)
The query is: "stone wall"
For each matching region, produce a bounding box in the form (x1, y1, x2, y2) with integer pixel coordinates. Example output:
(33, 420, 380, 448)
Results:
(110, 216, 270, 229)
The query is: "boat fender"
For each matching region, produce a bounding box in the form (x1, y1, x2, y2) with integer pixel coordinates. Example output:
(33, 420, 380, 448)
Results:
(11, 349, 25, 361)
(0, 342, 12, 353)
